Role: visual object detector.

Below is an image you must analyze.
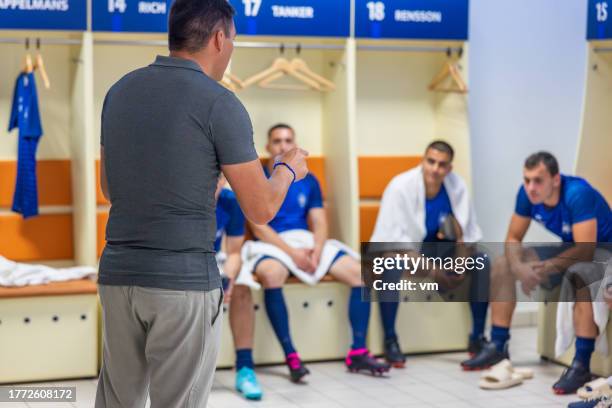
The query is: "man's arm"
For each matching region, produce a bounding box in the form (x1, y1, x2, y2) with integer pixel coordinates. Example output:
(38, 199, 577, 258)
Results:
(249, 221, 316, 272)
(505, 214, 531, 268)
(100, 147, 109, 201)
(307, 208, 328, 266)
(223, 235, 244, 280)
(222, 150, 308, 226)
(538, 219, 597, 273)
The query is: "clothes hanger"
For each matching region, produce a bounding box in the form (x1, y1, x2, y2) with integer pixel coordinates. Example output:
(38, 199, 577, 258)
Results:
(33, 38, 51, 89)
(428, 48, 468, 94)
(287, 45, 336, 92)
(241, 49, 293, 88)
(242, 44, 321, 91)
(22, 38, 34, 74)
(221, 72, 244, 92)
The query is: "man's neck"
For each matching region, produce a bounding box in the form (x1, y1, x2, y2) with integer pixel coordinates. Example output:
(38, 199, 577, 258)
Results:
(424, 179, 443, 199)
(169, 50, 214, 77)
(543, 185, 561, 208)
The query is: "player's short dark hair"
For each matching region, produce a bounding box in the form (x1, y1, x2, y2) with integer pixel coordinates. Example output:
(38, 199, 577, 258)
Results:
(524, 151, 559, 176)
(168, 0, 235, 53)
(267, 123, 295, 139)
(425, 140, 454, 162)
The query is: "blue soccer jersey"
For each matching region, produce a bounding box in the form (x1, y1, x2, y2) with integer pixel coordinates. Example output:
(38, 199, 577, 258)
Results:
(515, 175, 611, 242)
(9, 72, 43, 218)
(263, 167, 323, 233)
(215, 188, 246, 252)
(424, 184, 454, 242)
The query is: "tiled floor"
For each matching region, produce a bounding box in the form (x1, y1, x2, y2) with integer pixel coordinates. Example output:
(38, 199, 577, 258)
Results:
(3, 328, 582, 408)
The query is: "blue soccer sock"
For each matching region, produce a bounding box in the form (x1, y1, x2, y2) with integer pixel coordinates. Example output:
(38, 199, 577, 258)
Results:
(491, 325, 510, 353)
(236, 348, 254, 370)
(264, 288, 296, 356)
(379, 301, 399, 342)
(574, 337, 595, 371)
(469, 302, 488, 340)
(349, 287, 370, 350)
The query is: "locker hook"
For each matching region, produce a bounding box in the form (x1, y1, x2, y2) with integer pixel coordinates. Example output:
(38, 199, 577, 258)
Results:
(25, 38, 30, 50)
(36, 38, 41, 50)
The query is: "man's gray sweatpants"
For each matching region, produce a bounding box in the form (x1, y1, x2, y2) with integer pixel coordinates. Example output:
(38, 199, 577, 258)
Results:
(95, 285, 223, 408)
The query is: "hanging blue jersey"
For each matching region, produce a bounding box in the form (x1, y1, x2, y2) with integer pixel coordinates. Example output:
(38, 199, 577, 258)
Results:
(264, 167, 323, 233)
(515, 175, 611, 242)
(8, 72, 43, 219)
(424, 184, 453, 242)
(215, 188, 245, 252)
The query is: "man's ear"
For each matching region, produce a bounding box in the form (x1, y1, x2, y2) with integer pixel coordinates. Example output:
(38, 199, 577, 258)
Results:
(214, 30, 225, 52)
(553, 173, 561, 187)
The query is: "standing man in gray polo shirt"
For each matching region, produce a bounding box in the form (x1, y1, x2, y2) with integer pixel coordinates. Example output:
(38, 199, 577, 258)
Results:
(95, 1, 308, 407)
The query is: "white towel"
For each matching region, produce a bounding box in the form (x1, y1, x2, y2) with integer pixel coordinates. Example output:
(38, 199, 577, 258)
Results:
(0, 255, 97, 287)
(370, 165, 482, 247)
(236, 229, 359, 289)
(555, 249, 612, 357)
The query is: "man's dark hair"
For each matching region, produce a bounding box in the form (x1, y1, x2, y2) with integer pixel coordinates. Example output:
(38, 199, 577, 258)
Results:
(425, 140, 454, 161)
(524, 151, 559, 176)
(267, 123, 295, 139)
(168, 0, 235, 53)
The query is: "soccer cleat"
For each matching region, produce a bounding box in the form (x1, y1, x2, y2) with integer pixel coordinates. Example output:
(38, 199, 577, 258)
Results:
(235, 367, 263, 400)
(553, 360, 593, 395)
(286, 352, 310, 383)
(346, 348, 391, 376)
(384, 337, 407, 368)
(468, 335, 490, 358)
(461, 342, 508, 371)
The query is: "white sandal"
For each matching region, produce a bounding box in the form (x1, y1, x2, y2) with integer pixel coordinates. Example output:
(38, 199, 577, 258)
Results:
(479, 360, 526, 390)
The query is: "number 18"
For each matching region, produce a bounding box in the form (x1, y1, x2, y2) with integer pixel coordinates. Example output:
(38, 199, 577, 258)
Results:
(596, 1, 608, 22)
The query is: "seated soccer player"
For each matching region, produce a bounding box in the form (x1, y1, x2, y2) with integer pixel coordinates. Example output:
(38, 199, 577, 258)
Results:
(462, 152, 611, 395)
(240, 123, 390, 382)
(371, 141, 489, 367)
(214, 176, 262, 400)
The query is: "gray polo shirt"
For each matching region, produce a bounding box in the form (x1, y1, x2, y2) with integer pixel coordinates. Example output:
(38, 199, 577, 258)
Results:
(99, 55, 257, 291)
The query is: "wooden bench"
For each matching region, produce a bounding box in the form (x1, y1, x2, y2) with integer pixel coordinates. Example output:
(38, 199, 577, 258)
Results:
(0, 279, 99, 383)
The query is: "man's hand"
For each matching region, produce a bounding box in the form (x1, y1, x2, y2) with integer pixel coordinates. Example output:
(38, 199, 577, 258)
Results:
(604, 284, 612, 310)
(223, 277, 235, 304)
(275, 148, 309, 182)
(512, 262, 545, 295)
(309, 247, 322, 270)
(291, 248, 316, 273)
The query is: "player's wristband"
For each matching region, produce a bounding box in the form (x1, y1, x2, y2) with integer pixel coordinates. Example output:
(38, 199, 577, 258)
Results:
(273, 161, 296, 184)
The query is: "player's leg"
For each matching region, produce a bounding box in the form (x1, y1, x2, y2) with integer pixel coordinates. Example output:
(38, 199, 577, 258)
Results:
(329, 254, 391, 375)
(255, 257, 309, 382)
(230, 285, 263, 400)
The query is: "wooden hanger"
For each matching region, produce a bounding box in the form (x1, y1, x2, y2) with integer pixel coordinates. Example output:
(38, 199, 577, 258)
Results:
(33, 39, 51, 89)
(22, 38, 33, 74)
(429, 51, 468, 94)
(242, 45, 332, 91)
(289, 57, 336, 92)
(242, 56, 292, 88)
(221, 72, 244, 92)
(258, 62, 321, 91)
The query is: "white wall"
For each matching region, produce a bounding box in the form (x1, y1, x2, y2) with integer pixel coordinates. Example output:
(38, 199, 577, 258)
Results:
(469, 0, 588, 241)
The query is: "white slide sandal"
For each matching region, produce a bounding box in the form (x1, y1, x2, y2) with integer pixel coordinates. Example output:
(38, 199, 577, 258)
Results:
(479, 360, 532, 390)
(577, 378, 612, 400)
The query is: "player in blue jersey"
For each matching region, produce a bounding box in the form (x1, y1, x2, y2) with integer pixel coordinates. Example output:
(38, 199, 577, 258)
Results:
(462, 152, 611, 395)
(214, 176, 263, 401)
(248, 124, 390, 382)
